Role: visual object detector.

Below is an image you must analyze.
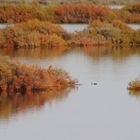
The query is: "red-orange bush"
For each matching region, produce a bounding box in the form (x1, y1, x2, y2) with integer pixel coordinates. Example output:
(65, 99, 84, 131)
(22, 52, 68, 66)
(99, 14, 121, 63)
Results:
(0, 3, 48, 23)
(0, 20, 67, 49)
(116, 2, 140, 23)
(54, 3, 113, 23)
(0, 58, 76, 94)
(69, 20, 140, 47)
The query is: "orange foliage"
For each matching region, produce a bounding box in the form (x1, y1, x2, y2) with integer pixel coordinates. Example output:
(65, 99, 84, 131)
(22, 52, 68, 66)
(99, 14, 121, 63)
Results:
(69, 20, 140, 47)
(0, 58, 76, 94)
(0, 20, 67, 49)
(54, 3, 113, 23)
(116, 2, 140, 23)
(112, 20, 133, 32)
(0, 3, 48, 23)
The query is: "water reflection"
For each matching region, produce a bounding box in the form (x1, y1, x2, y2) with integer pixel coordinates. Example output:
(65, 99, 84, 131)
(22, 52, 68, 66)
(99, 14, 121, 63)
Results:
(0, 46, 140, 140)
(129, 90, 140, 97)
(59, 24, 88, 33)
(128, 24, 140, 30)
(73, 46, 140, 61)
(0, 48, 68, 59)
(129, 90, 140, 103)
(0, 88, 72, 119)
(108, 5, 124, 9)
(1, 46, 140, 61)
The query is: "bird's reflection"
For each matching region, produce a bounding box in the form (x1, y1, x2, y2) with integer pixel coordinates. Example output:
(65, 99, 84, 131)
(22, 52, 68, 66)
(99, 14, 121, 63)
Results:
(0, 88, 72, 119)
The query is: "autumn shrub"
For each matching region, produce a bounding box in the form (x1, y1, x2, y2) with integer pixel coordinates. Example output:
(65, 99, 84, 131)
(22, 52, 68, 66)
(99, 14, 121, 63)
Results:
(0, 58, 76, 94)
(16, 19, 65, 36)
(116, 2, 140, 23)
(112, 20, 133, 32)
(123, 2, 140, 14)
(69, 33, 108, 47)
(130, 30, 140, 45)
(54, 3, 114, 23)
(45, 5, 56, 22)
(116, 10, 140, 23)
(40, 34, 67, 49)
(0, 3, 48, 23)
(0, 20, 67, 49)
(69, 20, 140, 47)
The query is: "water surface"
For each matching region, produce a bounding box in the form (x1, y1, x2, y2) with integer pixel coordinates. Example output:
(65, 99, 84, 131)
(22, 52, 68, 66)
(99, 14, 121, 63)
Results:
(59, 24, 88, 33)
(128, 24, 140, 30)
(108, 5, 124, 9)
(60, 24, 140, 33)
(0, 47, 140, 140)
(0, 23, 140, 33)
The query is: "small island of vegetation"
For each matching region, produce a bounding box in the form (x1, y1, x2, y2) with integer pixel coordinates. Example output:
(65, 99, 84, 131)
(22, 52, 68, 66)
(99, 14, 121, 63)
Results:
(0, 57, 76, 95)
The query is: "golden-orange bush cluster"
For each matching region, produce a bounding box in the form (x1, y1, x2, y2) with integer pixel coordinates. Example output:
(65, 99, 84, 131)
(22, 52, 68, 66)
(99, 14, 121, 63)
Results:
(0, 58, 76, 95)
(0, 19, 67, 49)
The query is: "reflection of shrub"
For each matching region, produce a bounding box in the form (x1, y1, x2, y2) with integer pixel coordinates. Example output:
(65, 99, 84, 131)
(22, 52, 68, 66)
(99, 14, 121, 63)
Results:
(0, 89, 71, 119)
(0, 58, 76, 94)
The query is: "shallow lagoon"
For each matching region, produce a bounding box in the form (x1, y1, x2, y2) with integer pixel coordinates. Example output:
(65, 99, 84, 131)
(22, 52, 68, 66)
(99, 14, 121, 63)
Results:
(0, 47, 140, 140)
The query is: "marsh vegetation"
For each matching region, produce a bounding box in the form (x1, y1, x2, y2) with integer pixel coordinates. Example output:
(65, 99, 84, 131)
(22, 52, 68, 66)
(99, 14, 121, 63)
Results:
(0, 1, 140, 140)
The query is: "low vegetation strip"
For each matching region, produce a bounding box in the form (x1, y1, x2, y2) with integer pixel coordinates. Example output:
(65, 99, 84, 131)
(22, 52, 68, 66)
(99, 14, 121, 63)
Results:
(0, 89, 71, 118)
(0, 2, 140, 24)
(0, 19, 140, 49)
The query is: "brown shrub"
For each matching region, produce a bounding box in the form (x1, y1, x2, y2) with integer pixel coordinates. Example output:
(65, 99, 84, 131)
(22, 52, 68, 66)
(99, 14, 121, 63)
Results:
(69, 20, 140, 47)
(0, 3, 48, 23)
(0, 20, 67, 49)
(54, 3, 113, 23)
(0, 58, 76, 94)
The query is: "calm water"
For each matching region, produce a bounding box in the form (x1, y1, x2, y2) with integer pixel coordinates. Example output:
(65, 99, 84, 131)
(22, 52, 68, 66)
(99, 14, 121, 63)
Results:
(0, 24, 8, 29)
(0, 47, 140, 140)
(59, 24, 140, 33)
(0, 23, 140, 33)
(108, 5, 124, 9)
(128, 24, 140, 30)
(59, 24, 88, 33)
